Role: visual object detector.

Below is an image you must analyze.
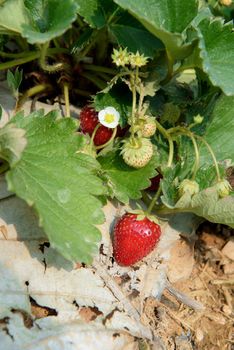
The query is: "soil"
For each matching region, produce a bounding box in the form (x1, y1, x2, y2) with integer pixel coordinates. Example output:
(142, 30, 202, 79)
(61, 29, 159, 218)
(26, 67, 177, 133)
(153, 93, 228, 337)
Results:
(29, 223, 233, 350)
(143, 223, 234, 350)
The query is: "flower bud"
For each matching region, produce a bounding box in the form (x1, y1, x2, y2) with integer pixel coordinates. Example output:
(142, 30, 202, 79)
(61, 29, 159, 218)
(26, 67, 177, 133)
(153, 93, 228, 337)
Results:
(193, 115, 203, 124)
(178, 179, 199, 197)
(129, 51, 148, 68)
(215, 179, 232, 198)
(112, 47, 130, 67)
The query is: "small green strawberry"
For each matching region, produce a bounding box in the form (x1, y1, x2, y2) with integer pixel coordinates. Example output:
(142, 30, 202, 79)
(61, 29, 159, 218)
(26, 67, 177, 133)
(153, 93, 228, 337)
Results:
(178, 179, 199, 197)
(121, 137, 153, 168)
(215, 179, 232, 198)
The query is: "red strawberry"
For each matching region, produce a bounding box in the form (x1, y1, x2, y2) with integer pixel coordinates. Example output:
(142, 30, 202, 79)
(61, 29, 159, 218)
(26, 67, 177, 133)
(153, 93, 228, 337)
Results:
(113, 213, 161, 266)
(79, 105, 113, 146)
(147, 173, 163, 191)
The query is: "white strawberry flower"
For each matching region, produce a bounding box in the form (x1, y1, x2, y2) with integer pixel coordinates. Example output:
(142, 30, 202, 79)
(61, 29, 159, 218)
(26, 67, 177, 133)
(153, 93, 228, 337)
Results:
(98, 106, 120, 128)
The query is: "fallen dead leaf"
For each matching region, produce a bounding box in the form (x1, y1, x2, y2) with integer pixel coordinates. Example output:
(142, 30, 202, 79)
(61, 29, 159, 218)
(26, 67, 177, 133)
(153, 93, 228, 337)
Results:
(167, 239, 194, 283)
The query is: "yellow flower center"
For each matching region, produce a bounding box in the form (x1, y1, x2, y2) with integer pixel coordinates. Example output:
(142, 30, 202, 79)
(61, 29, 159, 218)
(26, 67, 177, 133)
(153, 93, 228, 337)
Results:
(104, 113, 115, 124)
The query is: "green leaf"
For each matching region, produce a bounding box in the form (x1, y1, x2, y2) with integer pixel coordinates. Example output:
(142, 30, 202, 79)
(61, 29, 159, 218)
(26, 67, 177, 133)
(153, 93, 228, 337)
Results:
(22, 0, 78, 44)
(161, 166, 180, 208)
(71, 27, 94, 53)
(93, 83, 132, 127)
(175, 187, 234, 228)
(98, 149, 158, 203)
(0, 123, 27, 165)
(75, 0, 117, 28)
(195, 19, 234, 95)
(110, 23, 163, 58)
(195, 164, 226, 190)
(199, 94, 234, 166)
(6, 112, 106, 264)
(113, 0, 198, 59)
(7, 68, 23, 97)
(0, 0, 30, 34)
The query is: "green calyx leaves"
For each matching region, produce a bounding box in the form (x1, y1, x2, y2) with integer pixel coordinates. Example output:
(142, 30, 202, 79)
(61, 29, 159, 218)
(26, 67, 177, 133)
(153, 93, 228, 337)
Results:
(128, 209, 160, 225)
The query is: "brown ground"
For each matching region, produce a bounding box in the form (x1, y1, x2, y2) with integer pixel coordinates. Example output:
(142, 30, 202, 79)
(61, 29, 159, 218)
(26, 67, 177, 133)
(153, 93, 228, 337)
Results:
(142, 223, 234, 350)
(28, 223, 233, 349)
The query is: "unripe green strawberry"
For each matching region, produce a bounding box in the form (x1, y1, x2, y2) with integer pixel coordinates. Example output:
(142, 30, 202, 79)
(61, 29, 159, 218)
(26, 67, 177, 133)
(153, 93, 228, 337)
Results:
(215, 179, 232, 198)
(121, 137, 153, 168)
(141, 117, 157, 138)
(178, 179, 199, 197)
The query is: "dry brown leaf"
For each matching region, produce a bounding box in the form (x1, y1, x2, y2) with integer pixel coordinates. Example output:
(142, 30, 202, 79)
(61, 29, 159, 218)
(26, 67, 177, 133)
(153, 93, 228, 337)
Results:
(167, 239, 194, 283)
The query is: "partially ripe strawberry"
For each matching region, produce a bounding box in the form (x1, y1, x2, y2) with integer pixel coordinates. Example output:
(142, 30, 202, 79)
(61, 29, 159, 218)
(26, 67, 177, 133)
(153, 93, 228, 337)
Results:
(121, 137, 153, 168)
(113, 213, 161, 266)
(79, 105, 113, 146)
(147, 173, 163, 191)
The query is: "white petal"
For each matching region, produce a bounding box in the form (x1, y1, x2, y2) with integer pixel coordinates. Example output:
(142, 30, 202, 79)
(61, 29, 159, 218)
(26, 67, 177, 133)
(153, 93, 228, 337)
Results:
(104, 107, 120, 120)
(98, 107, 120, 129)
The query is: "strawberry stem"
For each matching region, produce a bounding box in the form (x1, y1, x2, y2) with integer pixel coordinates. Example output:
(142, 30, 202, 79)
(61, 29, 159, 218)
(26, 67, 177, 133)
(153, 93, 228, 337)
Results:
(15, 83, 51, 112)
(89, 123, 101, 151)
(146, 183, 162, 215)
(82, 64, 117, 75)
(130, 73, 137, 139)
(170, 129, 200, 180)
(39, 42, 65, 73)
(195, 135, 221, 181)
(63, 83, 70, 118)
(154, 119, 174, 167)
(96, 127, 117, 150)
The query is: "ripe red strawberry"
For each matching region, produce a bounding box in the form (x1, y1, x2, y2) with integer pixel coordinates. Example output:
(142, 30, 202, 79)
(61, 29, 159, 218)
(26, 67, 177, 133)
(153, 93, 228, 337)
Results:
(147, 173, 163, 191)
(79, 105, 113, 146)
(113, 213, 161, 266)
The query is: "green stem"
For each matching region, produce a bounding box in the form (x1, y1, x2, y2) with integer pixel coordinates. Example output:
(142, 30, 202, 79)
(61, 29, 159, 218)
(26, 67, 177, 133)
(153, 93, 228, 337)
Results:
(168, 126, 219, 181)
(0, 52, 40, 70)
(0, 51, 32, 58)
(96, 71, 111, 82)
(188, 133, 200, 180)
(146, 183, 162, 215)
(96, 127, 117, 150)
(0, 48, 69, 71)
(130, 74, 137, 139)
(79, 71, 106, 89)
(76, 30, 99, 61)
(195, 135, 221, 181)
(137, 85, 145, 117)
(39, 42, 65, 73)
(174, 130, 200, 180)
(107, 7, 121, 24)
(74, 88, 92, 97)
(161, 50, 174, 85)
(82, 64, 117, 75)
(63, 83, 70, 118)
(16, 83, 50, 111)
(154, 119, 174, 167)
(89, 123, 101, 151)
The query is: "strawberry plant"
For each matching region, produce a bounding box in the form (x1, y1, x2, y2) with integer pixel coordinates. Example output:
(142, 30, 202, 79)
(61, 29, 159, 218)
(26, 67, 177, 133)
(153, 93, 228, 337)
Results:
(0, 0, 234, 266)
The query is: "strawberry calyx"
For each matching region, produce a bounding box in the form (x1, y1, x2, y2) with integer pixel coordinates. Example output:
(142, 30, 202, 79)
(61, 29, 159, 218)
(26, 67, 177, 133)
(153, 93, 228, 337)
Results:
(127, 209, 160, 225)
